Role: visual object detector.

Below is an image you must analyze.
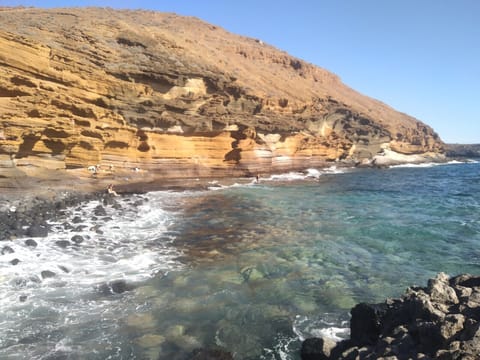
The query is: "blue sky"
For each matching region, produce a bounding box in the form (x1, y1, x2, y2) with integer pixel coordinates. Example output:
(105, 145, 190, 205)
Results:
(3, 1, 480, 143)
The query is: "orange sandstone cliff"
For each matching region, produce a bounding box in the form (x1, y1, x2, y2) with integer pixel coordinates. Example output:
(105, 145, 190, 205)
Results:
(0, 7, 445, 183)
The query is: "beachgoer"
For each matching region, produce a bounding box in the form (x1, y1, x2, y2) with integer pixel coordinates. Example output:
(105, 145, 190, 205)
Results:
(107, 184, 119, 196)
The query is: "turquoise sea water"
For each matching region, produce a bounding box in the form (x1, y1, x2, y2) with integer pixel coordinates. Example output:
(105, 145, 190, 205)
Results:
(1, 161, 479, 359)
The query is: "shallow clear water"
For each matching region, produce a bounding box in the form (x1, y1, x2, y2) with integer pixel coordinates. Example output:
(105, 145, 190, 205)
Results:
(1, 161, 479, 359)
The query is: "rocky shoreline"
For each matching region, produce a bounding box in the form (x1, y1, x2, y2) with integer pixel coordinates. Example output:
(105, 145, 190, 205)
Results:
(0, 166, 254, 241)
(301, 273, 480, 360)
(0, 152, 460, 241)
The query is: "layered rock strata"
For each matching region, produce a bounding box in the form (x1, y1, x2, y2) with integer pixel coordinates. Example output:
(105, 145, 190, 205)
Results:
(0, 7, 444, 183)
(301, 273, 480, 360)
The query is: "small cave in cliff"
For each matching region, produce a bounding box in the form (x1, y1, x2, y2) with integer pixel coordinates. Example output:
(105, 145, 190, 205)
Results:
(10, 75, 37, 88)
(43, 139, 67, 155)
(74, 119, 91, 127)
(43, 128, 70, 138)
(136, 130, 148, 141)
(137, 141, 150, 152)
(278, 98, 288, 108)
(105, 140, 129, 149)
(93, 97, 111, 109)
(0, 86, 30, 97)
(27, 109, 41, 118)
(16, 134, 41, 158)
(78, 141, 94, 150)
(131, 118, 155, 129)
(81, 130, 102, 140)
(224, 148, 241, 163)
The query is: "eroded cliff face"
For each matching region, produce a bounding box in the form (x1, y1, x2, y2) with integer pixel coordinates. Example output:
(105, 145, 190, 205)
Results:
(0, 7, 444, 180)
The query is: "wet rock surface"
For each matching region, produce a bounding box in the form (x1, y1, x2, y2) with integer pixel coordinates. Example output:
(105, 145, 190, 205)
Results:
(0, 191, 104, 241)
(301, 273, 480, 359)
(190, 348, 234, 360)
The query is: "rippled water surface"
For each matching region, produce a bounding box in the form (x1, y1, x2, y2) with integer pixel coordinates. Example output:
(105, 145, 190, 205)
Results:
(1, 162, 479, 359)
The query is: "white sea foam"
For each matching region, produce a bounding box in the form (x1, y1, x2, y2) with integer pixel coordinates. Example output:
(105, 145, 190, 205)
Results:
(204, 166, 350, 191)
(208, 181, 250, 191)
(262, 314, 350, 359)
(265, 166, 349, 182)
(305, 168, 322, 178)
(310, 326, 351, 342)
(293, 314, 350, 342)
(266, 172, 306, 181)
(390, 160, 472, 168)
(0, 191, 185, 357)
(262, 335, 299, 360)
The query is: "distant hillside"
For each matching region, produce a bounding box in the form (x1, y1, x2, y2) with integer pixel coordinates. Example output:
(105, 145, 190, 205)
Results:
(446, 144, 480, 158)
(0, 7, 445, 178)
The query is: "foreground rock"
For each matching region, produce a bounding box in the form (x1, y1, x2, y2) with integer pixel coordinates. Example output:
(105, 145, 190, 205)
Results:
(301, 273, 480, 359)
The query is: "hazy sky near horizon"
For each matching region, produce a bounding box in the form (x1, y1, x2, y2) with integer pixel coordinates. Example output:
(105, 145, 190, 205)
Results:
(3, 1, 479, 143)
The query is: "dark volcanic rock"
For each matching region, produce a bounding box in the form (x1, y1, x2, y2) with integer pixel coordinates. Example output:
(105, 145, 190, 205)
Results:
(71, 235, 84, 244)
(58, 265, 70, 273)
(301, 273, 480, 359)
(1, 245, 14, 254)
(41, 270, 56, 279)
(110, 280, 129, 294)
(55, 240, 71, 248)
(350, 303, 387, 346)
(98, 279, 134, 295)
(301, 337, 337, 360)
(94, 205, 107, 216)
(190, 348, 234, 360)
(71, 216, 83, 224)
(27, 224, 48, 237)
(25, 239, 38, 248)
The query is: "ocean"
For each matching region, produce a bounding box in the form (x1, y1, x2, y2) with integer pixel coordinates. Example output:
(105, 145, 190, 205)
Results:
(0, 160, 479, 359)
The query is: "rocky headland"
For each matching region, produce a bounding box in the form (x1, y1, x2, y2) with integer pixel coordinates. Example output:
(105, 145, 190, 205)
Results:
(0, 6, 445, 201)
(301, 273, 480, 360)
(445, 144, 480, 159)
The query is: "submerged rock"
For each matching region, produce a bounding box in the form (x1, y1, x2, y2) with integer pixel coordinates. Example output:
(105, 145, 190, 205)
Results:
(94, 205, 107, 217)
(71, 235, 84, 244)
(26, 224, 48, 237)
(41, 270, 56, 279)
(1, 245, 14, 255)
(97, 279, 134, 295)
(24, 239, 38, 248)
(301, 273, 480, 359)
(71, 216, 83, 224)
(55, 240, 71, 248)
(191, 348, 234, 360)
